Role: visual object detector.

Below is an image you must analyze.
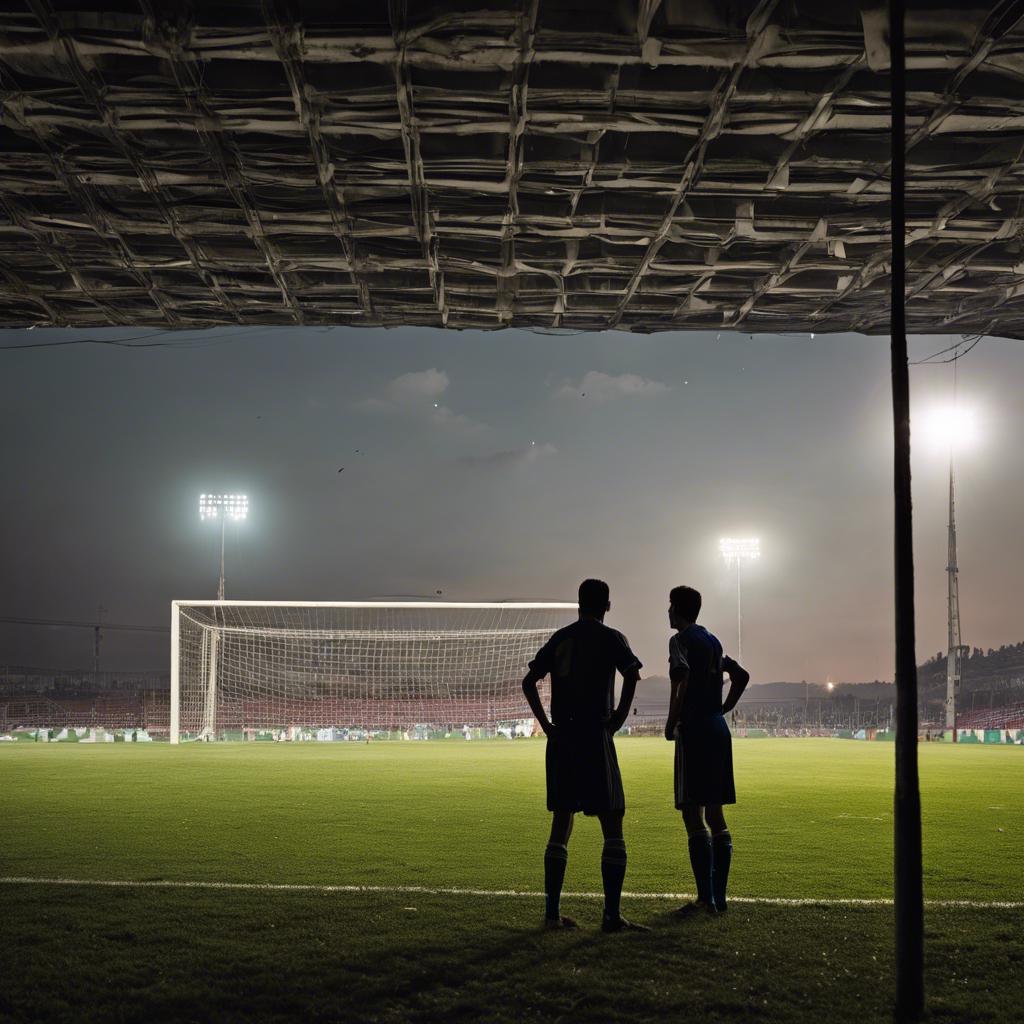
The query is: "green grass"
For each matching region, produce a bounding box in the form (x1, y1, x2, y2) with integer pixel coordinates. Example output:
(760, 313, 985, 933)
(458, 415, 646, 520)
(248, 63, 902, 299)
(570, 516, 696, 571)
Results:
(1, 739, 1022, 1022)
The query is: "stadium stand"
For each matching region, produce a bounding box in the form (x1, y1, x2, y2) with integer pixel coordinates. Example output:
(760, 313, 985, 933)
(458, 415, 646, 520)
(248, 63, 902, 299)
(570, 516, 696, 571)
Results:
(955, 702, 1024, 731)
(3, 646, 1024, 738)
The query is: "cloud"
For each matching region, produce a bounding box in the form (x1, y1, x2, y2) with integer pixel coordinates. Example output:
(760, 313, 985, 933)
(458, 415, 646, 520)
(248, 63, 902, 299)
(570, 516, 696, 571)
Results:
(357, 368, 481, 429)
(384, 368, 449, 403)
(458, 442, 557, 469)
(554, 370, 670, 402)
(358, 368, 449, 411)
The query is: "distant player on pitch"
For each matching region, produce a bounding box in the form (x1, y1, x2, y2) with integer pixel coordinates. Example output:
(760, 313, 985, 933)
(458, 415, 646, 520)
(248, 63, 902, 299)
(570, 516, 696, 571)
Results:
(521, 578, 647, 932)
(664, 585, 750, 915)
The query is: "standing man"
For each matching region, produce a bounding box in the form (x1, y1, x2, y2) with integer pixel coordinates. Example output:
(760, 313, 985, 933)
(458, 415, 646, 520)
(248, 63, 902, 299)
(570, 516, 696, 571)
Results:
(664, 585, 750, 915)
(521, 578, 647, 932)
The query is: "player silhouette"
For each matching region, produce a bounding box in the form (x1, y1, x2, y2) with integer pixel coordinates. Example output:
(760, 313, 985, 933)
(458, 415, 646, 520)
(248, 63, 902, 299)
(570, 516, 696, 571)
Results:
(521, 579, 648, 932)
(664, 585, 750, 915)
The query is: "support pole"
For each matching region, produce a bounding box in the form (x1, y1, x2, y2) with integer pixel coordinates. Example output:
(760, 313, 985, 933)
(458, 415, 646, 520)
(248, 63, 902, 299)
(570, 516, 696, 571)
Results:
(169, 601, 180, 744)
(725, 559, 742, 728)
(204, 630, 219, 740)
(218, 515, 226, 600)
(736, 558, 743, 664)
(889, 2, 925, 1017)
(945, 459, 962, 740)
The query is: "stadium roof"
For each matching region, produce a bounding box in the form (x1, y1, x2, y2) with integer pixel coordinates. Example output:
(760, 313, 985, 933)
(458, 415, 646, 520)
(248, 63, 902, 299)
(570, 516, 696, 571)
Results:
(1, 1, 1023, 336)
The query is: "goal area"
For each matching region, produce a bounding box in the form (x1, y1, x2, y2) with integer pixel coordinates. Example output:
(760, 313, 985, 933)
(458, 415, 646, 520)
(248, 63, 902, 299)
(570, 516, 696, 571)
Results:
(170, 601, 574, 742)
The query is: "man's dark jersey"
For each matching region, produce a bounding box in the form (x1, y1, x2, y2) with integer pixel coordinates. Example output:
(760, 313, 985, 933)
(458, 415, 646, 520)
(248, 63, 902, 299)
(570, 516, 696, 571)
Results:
(670, 624, 738, 806)
(529, 618, 642, 726)
(669, 625, 730, 719)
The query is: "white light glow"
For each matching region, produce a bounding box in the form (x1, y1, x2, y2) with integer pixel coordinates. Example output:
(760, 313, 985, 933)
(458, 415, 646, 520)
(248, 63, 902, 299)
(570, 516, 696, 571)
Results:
(917, 404, 981, 455)
(719, 537, 761, 565)
(199, 493, 249, 521)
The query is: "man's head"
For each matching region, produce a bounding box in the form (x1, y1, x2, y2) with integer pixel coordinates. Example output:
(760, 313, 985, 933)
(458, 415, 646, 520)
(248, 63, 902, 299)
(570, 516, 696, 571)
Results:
(669, 585, 702, 629)
(578, 578, 611, 620)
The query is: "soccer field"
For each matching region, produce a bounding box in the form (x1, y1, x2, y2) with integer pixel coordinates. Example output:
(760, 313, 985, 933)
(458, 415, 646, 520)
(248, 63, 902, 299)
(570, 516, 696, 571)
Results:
(1, 738, 1021, 1023)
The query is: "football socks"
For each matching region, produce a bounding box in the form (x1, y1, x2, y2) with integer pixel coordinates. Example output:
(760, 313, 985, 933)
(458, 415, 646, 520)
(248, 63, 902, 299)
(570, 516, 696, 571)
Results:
(544, 842, 569, 921)
(687, 829, 713, 906)
(712, 830, 733, 912)
(601, 838, 628, 921)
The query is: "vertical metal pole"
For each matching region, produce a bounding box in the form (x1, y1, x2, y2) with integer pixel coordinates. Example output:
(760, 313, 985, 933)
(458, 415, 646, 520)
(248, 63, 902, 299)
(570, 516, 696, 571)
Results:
(736, 558, 743, 664)
(170, 601, 180, 744)
(723, 558, 742, 727)
(205, 630, 219, 740)
(218, 516, 226, 600)
(945, 457, 961, 740)
(93, 605, 105, 679)
(890, 2, 925, 1017)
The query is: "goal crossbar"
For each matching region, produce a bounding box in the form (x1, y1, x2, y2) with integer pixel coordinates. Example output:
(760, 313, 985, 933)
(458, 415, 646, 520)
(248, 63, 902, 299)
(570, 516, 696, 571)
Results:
(173, 601, 574, 609)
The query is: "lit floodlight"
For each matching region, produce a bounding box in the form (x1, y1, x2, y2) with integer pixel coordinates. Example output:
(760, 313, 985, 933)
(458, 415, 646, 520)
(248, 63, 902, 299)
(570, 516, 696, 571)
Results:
(719, 537, 761, 565)
(199, 493, 249, 598)
(917, 404, 981, 455)
(199, 493, 249, 521)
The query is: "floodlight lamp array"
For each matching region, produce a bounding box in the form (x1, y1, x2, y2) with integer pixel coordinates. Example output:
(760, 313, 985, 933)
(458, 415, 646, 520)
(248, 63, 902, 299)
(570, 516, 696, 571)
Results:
(719, 537, 761, 565)
(199, 493, 249, 521)
(918, 404, 981, 454)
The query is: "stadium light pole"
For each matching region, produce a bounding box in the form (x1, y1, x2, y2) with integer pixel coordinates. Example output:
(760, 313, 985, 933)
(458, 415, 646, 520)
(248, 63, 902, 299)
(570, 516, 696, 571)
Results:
(920, 401, 979, 745)
(945, 450, 962, 744)
(719, 537, 760, 664)
(199, 494, 248, 599)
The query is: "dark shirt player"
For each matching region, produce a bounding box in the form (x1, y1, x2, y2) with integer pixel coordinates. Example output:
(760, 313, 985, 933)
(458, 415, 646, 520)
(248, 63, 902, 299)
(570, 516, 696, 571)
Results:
(664, 585, 750, 915)
(521, 578, 647, 932)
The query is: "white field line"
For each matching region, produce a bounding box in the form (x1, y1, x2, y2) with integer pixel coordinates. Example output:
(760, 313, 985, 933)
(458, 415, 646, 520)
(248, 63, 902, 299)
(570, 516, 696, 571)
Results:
(0, 877, 1020, 909)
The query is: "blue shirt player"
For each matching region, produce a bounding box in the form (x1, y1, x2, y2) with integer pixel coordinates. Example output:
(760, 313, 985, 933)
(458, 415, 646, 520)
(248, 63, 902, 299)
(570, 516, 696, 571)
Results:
(521, 578, 647, 932)
(664, 585, 750, 915)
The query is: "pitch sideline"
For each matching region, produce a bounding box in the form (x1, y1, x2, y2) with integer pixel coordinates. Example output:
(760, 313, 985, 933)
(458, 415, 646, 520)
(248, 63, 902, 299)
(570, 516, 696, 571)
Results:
(0, 876, 1019, 909)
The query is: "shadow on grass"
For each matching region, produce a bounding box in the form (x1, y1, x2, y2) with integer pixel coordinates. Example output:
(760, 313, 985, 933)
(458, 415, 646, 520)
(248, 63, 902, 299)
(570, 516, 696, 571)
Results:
(0, 886, 1020, 1023)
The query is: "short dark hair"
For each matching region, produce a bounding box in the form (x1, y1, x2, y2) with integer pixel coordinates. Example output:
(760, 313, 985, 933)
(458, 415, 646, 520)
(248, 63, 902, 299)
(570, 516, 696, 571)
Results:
(670, 585, 702, 622)
(578, 578, 610, 615)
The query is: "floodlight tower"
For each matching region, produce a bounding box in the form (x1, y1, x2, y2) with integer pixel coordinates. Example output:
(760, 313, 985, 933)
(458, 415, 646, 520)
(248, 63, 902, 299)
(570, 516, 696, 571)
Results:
(195, 493, 247, 742)
(719, 537, 760, 664)
(922, 396, 978, 741)
(199, 493, 248, 599)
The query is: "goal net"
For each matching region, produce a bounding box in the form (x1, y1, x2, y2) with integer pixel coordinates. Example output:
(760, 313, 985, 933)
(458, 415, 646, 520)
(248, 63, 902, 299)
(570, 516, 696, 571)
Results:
(170, 601, 574, 742)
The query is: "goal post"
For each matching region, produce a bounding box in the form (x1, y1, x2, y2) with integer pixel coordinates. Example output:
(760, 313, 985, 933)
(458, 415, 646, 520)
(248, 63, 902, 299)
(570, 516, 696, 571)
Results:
(170, 599, 180, 744)
(169, 600, 575, 742)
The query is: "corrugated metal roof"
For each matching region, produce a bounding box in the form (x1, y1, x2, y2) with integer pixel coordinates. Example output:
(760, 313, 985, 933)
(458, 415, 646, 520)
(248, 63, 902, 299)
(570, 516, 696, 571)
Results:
(1, 1, 1023, 336)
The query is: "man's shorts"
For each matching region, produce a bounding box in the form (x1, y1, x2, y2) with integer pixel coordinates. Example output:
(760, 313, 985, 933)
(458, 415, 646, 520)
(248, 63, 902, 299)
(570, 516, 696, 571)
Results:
(674, 712, 736, 807)
(546, 722, 625, 816)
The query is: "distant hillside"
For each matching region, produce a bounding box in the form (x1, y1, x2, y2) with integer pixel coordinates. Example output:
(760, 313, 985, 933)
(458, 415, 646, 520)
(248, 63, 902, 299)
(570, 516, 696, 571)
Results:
(917, 642, 1024, 700)
(742, 643, 1024, 700)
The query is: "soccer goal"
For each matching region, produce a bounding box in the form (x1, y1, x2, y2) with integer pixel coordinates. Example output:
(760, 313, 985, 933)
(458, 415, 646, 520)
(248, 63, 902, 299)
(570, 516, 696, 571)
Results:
(169, 601, 574, 742)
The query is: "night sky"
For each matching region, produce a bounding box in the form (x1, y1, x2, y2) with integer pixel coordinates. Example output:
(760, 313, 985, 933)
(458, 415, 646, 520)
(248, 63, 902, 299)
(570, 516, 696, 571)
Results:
(2, 327, 1021, 683)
